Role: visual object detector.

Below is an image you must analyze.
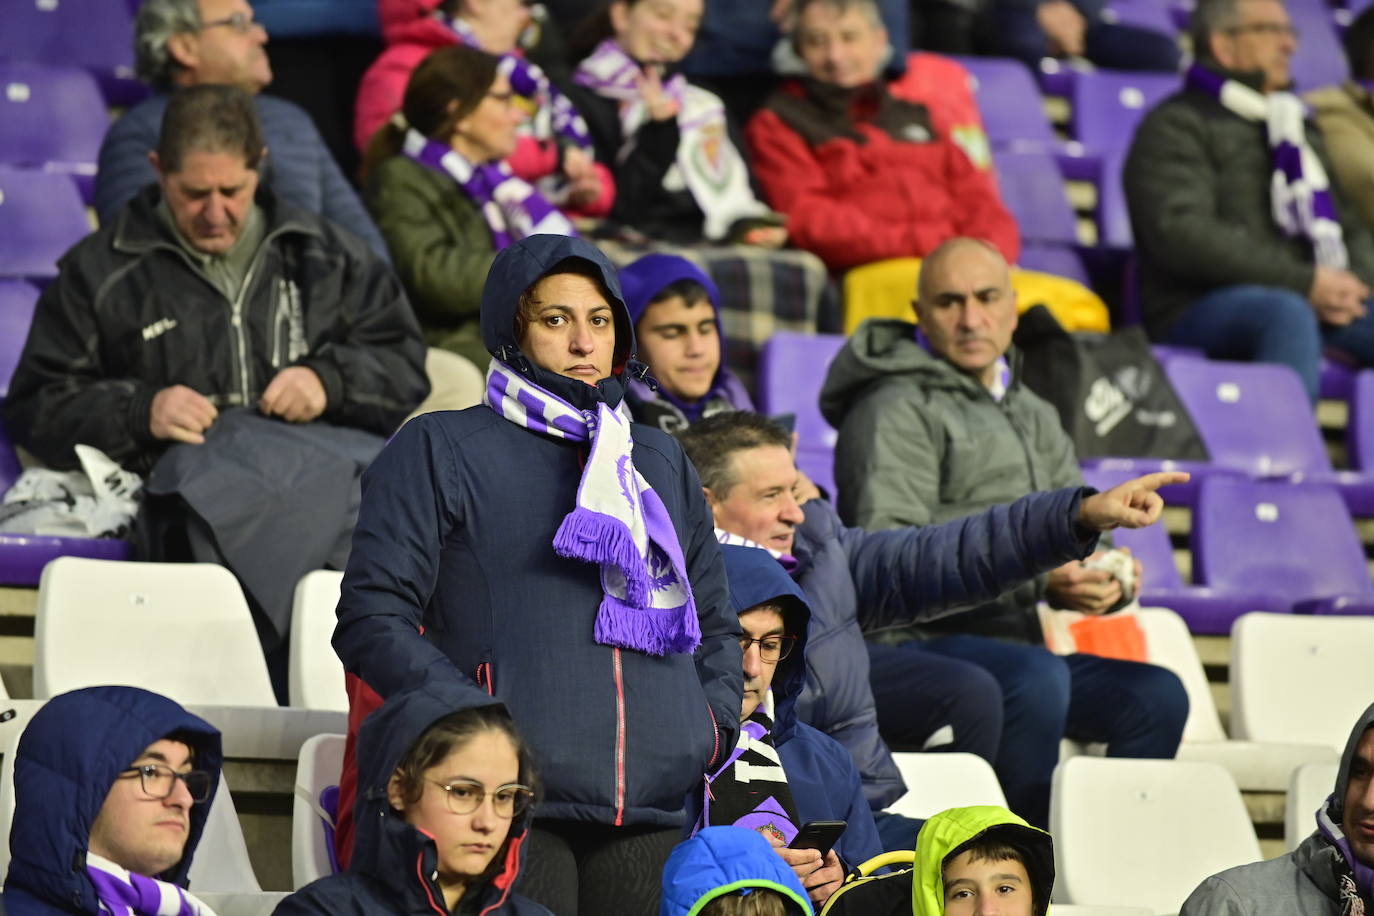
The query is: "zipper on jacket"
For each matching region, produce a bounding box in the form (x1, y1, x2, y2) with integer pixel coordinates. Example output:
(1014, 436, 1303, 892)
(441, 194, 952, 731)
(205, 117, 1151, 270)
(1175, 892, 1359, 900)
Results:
(229, 254, 266, 406)
(476, 662, 494, 696)
(415, 851, 447, 915)
(612, 647, 627, 826)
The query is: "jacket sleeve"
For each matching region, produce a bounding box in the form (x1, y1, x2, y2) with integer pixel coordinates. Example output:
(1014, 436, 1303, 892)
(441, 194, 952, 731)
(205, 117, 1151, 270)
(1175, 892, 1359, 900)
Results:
(1124, 102, 1316, 295)
(833, 380, 943, 530)
(841, 486, 1099, 631)
(95, 105, 159, 227)
(307, 119, 392, 262)
(1311, 93, 1374, 232)
(300, 238, 429, 436)
(609, 118, 683, 226)
(1178, 875, 1250, 916)
(366, 161, 495, 327)
(2, 259, 162, 471)
(269, 887, 332, 916)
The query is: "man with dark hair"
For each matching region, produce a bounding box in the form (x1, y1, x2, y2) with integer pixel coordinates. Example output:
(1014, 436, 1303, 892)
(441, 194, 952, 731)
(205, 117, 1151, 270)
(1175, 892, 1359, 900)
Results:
(1310, 6, 1374, 231)
(96, 0, 388, 258)
(1126, 0, 1374, 403)
(2, 687, 223, 916)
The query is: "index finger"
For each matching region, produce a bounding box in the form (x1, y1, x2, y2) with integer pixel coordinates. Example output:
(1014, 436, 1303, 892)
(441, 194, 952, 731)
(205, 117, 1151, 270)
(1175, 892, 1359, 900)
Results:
(1126, 471, 1190, 492)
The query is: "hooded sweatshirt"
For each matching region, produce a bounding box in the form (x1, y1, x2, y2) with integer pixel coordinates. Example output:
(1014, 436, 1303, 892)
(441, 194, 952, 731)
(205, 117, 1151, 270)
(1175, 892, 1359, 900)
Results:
(274, 679, 552, 916)
(659, 827, 814, 916)
(619, 254, 755, 433)
(3, 687, 223, 916)
(710, 544, 882, 869)
(1181, 702, 1374, 916)
(912, 806, 1054, 916)
(333, 235, 742, 850)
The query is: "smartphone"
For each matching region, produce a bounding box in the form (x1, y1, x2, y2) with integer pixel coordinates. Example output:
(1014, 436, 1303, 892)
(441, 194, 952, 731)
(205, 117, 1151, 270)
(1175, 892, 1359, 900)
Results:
(788, 819, 846, 857)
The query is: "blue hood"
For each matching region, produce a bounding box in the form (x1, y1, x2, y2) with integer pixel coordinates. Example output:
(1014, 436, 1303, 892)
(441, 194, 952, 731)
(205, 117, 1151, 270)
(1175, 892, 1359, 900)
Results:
(659, 826, 813, 916)
(618, 254, 721, 328)
(720, 544, 811, 742)
(6, 687, 222, 909)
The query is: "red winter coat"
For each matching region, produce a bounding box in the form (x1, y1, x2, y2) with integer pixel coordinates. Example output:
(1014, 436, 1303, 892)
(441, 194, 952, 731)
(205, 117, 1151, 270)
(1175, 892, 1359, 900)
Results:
(745, 77, 1019, 272)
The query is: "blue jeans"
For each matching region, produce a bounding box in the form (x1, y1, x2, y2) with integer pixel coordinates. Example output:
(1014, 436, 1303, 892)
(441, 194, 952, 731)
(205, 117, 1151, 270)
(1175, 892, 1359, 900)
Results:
(866, 641, 1004, 764)
(918, 635, 1189, 828)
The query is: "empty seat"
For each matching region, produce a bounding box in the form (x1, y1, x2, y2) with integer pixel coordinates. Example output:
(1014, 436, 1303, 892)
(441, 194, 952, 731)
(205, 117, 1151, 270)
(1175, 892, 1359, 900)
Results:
(887, 752, 1007, 821)
(292, 733, 346, 889)
(1071, 70, 1180, 154)
(756, 331, 846, 496)
(289, 570, 348, 712)
(0, 62, 107, 203)
(186, 773, 263, 893)
(1288, 0, 1350, 90)
(1346, 369, 1374, 471)
(1050, 757, 1261, 913)
(951, 55, 1059, 151)
(33, 557, 276, 705)
(992, 149, 1079, 247)
(1286, 761, 1340, 852)
(0, 279, 39, 397)
(0, 167, 89, 280)
(0, 0, 145, 106)
(1230, 612, 1374, 753)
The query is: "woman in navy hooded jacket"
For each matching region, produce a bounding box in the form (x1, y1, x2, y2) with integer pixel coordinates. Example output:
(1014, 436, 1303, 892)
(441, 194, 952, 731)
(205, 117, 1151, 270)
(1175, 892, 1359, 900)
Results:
(332, 234, 743, 916)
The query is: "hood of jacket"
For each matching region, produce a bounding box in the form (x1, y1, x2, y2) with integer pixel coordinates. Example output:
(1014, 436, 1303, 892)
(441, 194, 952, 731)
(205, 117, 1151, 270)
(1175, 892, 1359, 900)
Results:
(913, 806, 1054, 916)
(720, 544, 811, 744)
(6, 687, 223, 910)
(659, 826, 813, 916)
(350, 676, 533, 915)
(819, 318, 992, 429)
(1332, 702, 1374, 825)
(480, 234, 645, 412)
(380, 0, 445, 43)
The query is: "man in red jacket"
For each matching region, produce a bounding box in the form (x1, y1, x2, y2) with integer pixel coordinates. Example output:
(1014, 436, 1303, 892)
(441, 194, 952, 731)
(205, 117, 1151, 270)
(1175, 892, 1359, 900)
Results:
(745, 0, 1019, 272)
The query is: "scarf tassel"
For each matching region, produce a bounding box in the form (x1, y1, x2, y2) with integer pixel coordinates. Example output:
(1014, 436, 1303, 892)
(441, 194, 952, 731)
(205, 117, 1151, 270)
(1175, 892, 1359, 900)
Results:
(595, 592, 702, 658)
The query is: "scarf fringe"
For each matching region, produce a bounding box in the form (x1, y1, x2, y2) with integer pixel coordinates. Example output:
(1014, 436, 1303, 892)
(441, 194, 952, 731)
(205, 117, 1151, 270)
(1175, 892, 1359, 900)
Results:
(554, 507, 652, 606)
(594, 592, 702, 657)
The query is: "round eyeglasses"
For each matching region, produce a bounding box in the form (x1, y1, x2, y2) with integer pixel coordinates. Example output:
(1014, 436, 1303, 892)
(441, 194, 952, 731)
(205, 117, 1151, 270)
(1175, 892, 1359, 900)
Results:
(200, 12, 261, 34)
(426, 779, 534, 818)
(738, 634, 797, 663)
(117, 764, 212, 803)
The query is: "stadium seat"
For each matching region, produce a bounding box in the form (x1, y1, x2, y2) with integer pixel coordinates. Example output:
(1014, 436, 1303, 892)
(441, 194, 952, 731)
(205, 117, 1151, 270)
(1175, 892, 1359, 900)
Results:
(197, 894, 292, 916)
(292, 733, 345, 890)
(0, 167, 89, 280)
(1230, 612, 1374, 753)
(289, 570, 348, 712)
(1285, 761, 1340, 853)
(33, 557, 277, 705)
(756, 331, 846, 497)
(951, 56, 1060, 151)
(1070, 70, 1180, 155)
(992, 149, 1080, 247)
(0, 0, 146, 106)
(187, 773, 263, 893)
(0, 700, 58, 882)
(1096, 148, 1135, 248)
(0, 62, 107, 203)
(0, 280, 39, 397)
(886, 752, 1007, 821)
(1019, 243, 1091, 287)
(1346, 369, 1374, 471)
(1288, 0, 1350, 90)
(1050, 757, 1261, 913)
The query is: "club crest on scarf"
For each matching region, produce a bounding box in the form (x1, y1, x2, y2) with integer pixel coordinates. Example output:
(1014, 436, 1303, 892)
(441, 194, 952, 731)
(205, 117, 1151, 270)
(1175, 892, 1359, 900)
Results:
(485, 360, 701, 656)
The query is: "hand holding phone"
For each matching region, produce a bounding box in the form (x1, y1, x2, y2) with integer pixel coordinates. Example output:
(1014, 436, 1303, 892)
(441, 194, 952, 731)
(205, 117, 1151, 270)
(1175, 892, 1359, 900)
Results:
(788, 819, 846, 858)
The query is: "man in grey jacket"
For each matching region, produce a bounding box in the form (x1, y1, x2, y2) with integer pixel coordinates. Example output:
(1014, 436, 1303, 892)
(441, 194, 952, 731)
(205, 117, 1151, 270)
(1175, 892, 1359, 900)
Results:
(819, 237, 1188, 829)
(1182, 702, 1374, 914)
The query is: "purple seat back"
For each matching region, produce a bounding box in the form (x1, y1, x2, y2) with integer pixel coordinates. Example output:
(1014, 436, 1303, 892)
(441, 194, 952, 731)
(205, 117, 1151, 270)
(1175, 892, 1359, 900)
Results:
(0, 167, 90, 280)
(0, 63, 106, 202)
(1348, 370, 1374, 471)
(1193, 476, 1371, 598)
(950, 56, 1058, 150)
(1071, 70, 1180, 153)
(1018, 243, 1090, 285)
(992, 149, 1079, 246)
(0, 0, 144, 106)
(757, 331, 846, 496)
(1097, 148, 1134, 248)
(0, 280, 39, 400)
(1080, 465, 1186, 589)
(1288, 0, 1350, 90)
(1164, 356, 1331, 476)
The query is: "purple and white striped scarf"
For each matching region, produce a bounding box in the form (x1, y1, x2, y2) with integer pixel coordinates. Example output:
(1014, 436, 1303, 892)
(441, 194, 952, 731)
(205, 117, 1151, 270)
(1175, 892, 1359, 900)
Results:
(402, 128, 576, 250)
(484, 360, 701, 656)
(441, 14, 592, 151)
(1187, 64, 1348, 269)
(86, 852, 217, 916)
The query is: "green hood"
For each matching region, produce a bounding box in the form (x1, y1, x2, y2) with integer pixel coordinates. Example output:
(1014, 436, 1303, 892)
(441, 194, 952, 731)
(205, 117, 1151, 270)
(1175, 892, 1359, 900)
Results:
(913, 806, 1055, 916)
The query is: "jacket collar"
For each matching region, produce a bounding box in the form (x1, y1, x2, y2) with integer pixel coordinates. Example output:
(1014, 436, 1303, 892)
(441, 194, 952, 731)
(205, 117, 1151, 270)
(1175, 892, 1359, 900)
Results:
(111, 183, 323, 259)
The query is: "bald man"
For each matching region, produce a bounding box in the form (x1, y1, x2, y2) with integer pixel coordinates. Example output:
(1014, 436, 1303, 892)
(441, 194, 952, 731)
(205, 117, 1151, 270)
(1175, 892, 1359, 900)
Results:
(818, 237, 1189, 828)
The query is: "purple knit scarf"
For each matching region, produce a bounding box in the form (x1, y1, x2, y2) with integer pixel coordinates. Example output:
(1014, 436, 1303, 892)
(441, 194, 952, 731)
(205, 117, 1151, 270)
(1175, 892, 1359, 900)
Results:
(401, 129, 575, 250)
(85, 852, 216, 916)
(483, 360, 701, 656)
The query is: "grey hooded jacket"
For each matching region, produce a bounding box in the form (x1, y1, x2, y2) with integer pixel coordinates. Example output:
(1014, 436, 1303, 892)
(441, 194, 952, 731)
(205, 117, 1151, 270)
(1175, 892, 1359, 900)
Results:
(1180, 702, 1374, 915)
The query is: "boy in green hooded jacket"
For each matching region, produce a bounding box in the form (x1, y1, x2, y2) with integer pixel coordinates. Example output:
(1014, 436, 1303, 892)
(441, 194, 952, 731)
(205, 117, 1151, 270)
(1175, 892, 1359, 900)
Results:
(913, 806, 1054, 916)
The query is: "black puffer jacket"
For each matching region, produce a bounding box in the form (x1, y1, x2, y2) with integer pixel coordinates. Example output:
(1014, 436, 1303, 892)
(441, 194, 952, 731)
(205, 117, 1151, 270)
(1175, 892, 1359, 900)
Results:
(4, 185, 429, 473)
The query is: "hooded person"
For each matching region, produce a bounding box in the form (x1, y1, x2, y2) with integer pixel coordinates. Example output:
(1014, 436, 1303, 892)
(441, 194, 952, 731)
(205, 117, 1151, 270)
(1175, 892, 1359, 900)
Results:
(619, 254, 755, 433)
(1181, 702, 1374, 916)
(331, 234, 743, 916)
(3, 686, 223, 916)
(274, 678, 550, 916)
(911, 806, 1054, 916)
(660, 827, 814, 916)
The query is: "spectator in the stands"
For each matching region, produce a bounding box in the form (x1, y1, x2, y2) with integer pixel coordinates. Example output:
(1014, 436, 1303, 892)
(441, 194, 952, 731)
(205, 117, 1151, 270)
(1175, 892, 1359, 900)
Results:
(96, 0, 389, 259)
(977, 0, 1180, 75)
(745, 0, 1019, 272)
(1126, 0, 1374, 403)
(1310, 6, 1374, 232)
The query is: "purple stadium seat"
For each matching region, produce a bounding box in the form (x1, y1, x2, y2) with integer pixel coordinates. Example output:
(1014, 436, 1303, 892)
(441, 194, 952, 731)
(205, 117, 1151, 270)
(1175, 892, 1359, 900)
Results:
(1097, 148, 1133, 248)
(1193, 476, 1374, 615)
(757, 331, 846, 498)
(0, 167, 90, 280)
(1071, 70, 1180, 154)
(992, 149, 1080, 246)
(951, 56, 1060, 151)
(1288, 0, 1350, 90)
(1347, 370, 1374, 471)
(1018, 243, 1090, 285)
(0, 62, 107, 204)
(0, 281, 39, 400)
(0, 0, 146, 107)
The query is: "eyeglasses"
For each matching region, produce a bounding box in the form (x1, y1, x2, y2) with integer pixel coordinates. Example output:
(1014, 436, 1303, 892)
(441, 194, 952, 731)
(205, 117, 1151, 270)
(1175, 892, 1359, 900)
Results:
(426, 779, 534, 818)
(201, 12, 261, 34)
(1225, 22, 1299, 38)
(738, 634, 797, 663)
(117, 764, 213, 803)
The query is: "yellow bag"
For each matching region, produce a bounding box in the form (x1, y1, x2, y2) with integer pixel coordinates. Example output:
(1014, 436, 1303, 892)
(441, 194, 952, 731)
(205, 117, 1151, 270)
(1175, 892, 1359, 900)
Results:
(842, 257, 1111, 336)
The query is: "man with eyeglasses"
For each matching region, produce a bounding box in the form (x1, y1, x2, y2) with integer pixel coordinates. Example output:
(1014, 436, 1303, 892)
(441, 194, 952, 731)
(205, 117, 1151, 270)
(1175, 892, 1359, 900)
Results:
(1126, 0, 1374, 405)
(3, 686, 223, 916)
(95, 0, 389, 259)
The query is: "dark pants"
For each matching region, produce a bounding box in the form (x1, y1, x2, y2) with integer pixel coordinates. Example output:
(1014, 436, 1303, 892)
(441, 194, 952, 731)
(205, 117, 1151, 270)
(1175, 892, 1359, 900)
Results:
(917, 635, 1189, 828)
(867, 641, 1005, 763)
(516, 819, 681, 916)
(984, 7, 1181, 72)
